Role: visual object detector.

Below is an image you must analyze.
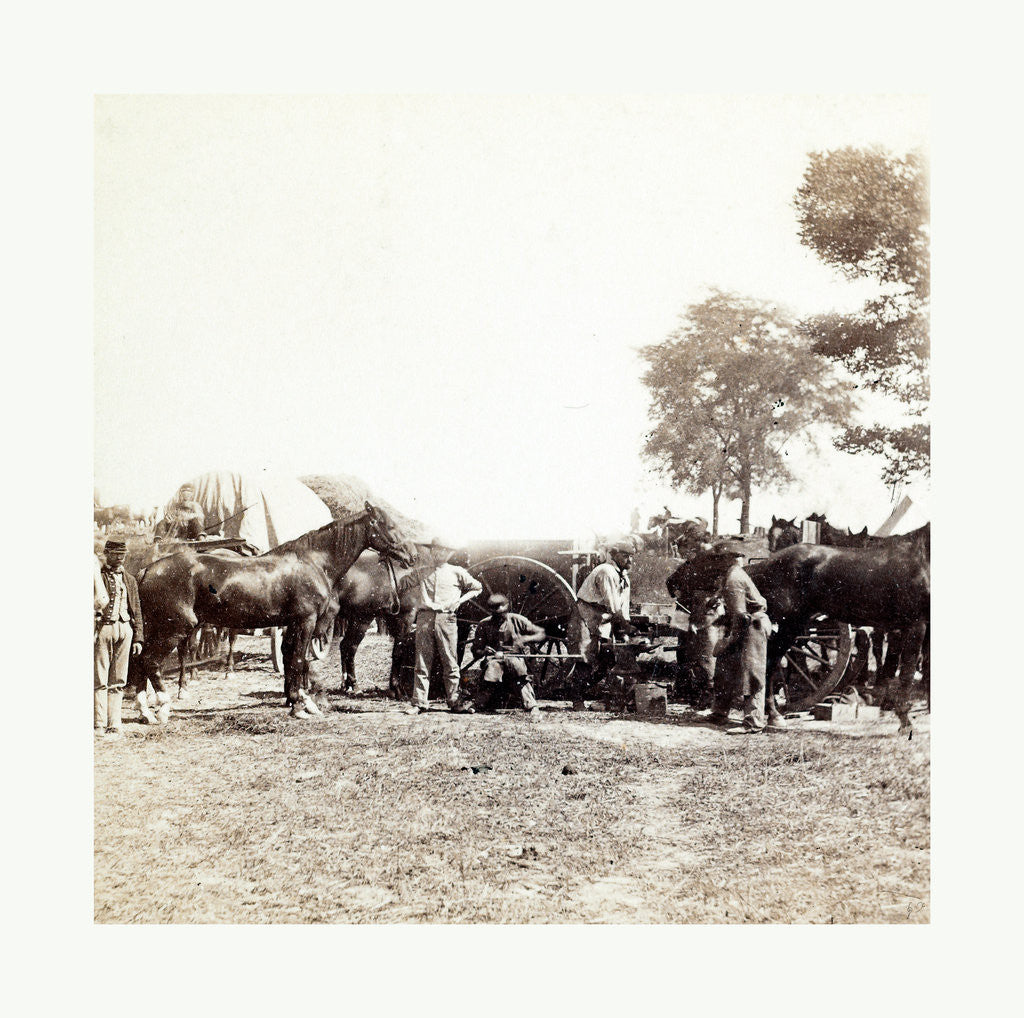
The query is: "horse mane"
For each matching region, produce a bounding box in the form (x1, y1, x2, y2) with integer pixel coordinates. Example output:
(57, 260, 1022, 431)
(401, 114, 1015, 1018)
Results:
(272, 508, 369, 557)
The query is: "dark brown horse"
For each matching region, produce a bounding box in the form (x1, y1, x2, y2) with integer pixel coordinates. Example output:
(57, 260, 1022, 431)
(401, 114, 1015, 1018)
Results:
(330, 550, 426, 694)
(666, 524, 930, 734)
(130, 504, 414, 721)
(767, 515, 801, 552)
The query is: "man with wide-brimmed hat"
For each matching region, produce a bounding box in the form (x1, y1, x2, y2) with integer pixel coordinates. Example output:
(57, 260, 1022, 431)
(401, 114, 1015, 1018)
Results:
(94, 539, 144, 737)
(570, 540, 634, 711)
(709, 540, 785, 734)
(404, 536, 482, 715)
(471, 593, 548, 722)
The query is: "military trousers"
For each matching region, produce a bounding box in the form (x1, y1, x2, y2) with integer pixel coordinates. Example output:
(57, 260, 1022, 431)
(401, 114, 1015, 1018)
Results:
(479, 657, 537, 710)
(94, 620, 132, 729)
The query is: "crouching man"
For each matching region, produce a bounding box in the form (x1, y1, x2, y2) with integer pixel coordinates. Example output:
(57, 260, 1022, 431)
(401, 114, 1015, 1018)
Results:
(94, 539, 144, 737)
(471, 594, 548, 722)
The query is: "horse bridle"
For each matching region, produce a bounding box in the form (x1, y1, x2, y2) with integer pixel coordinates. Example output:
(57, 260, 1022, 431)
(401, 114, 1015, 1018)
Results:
(358, 506, 407, 614)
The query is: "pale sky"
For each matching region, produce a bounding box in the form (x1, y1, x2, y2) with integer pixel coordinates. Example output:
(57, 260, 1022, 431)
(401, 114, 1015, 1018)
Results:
(95, 94, 929, 539)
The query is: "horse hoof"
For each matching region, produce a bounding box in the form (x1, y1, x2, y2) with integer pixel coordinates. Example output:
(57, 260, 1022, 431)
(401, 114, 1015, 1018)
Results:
(225, 672, 235, 682)
(177, 689, 191, 702)
(156, 704, 172, 724)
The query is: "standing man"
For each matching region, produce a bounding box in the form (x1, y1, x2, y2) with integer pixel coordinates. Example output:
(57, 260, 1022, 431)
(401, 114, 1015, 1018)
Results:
(94, 539, 144, 737)
(405, 537, 482, 715)
(571, 541, 633, 711)
(710, 542, 785, 734)
(471, 594, 547, 722)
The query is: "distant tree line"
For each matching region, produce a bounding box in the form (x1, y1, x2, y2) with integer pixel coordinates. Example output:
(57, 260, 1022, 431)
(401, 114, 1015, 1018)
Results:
(641, 145, 928, 532)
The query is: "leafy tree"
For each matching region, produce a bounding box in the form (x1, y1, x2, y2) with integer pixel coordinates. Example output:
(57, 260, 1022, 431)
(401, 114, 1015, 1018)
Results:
(794, 146, 929, 483)
(640, 290, 854, 535)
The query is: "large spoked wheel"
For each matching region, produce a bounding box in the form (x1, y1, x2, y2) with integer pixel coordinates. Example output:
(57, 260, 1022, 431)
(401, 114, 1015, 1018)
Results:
(458, 556, 580, 697)
(773, 616, 853, 713)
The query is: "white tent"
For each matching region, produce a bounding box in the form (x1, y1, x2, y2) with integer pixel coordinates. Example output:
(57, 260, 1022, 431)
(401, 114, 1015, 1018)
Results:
(163, 471, 333, 553)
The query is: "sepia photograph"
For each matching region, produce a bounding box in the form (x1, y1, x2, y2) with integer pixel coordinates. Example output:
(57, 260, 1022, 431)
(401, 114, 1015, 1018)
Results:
(92, 92, 931, 927)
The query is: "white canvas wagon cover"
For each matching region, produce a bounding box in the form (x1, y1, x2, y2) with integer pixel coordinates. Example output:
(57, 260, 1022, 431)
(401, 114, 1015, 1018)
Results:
(163, 470, 333, 553)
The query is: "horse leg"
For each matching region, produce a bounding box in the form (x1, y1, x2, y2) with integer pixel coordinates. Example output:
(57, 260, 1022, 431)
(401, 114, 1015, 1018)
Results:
(389, 636, 410, 700)
(340, 617, 371, 694)
(177, 630, 198, 701)
(892, 621, 927, 736)
(286, 622, 322, 719)
(133, 632, 179, 724)
(765, 622, 801, 720)
(224, 629, 237, 681)
(920, 623, 930, 712)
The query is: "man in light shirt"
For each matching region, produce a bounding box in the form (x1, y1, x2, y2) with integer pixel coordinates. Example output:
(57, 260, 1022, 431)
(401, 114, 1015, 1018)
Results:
(571, 541, 633, 711)
(405, 537, 482, 715)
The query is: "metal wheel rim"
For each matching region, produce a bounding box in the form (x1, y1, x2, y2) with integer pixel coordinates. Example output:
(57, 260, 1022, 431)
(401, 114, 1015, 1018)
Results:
(778, 617, 853, 712)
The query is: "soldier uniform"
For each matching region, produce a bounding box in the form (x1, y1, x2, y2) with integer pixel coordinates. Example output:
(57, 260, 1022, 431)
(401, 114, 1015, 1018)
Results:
(94, 539, 144, 736)
(471, 594, 546, 721)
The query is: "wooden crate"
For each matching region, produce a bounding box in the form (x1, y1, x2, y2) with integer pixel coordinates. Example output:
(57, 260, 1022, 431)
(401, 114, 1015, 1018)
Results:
(813, 702, 882, 722)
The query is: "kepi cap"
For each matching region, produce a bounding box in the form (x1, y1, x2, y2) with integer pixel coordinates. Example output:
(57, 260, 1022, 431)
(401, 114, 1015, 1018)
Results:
(104, 539, 127, 553)
(486, 594, 510, 612)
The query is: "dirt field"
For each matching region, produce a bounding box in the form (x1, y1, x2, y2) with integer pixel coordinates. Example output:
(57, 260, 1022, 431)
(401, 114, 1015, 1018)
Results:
(94, 632, 929, 924)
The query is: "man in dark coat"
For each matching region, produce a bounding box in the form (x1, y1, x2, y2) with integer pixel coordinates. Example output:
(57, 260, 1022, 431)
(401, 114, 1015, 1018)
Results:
(94, 539, 144, 736)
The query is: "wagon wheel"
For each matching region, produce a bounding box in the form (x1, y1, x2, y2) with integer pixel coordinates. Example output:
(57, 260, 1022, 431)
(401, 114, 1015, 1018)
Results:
(774, 616, 853, 713)
(458, 556, 579, 697)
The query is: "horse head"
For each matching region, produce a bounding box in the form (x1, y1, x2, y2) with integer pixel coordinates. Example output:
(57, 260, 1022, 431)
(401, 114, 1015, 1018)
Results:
(767, 515, 800, 552)
(665, 550, 727, 609)
(363, 502, 416, 566)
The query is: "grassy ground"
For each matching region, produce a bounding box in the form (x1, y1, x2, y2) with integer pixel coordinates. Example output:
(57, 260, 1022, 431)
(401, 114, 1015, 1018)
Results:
(94, 632, 929, 924)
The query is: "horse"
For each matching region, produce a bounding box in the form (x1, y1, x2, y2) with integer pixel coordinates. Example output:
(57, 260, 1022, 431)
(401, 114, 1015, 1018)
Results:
(666, 524, 930, 734)
(129, 503, 414, 722)
(804, 512, 873, 547)
(780, 514, 920, 681)
(330, 549, 425, 694)
(767, 515, 801, 552)
(672, 519, 712, 560)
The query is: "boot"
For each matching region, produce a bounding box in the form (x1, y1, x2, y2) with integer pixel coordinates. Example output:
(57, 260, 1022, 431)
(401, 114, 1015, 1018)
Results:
(94, 688, 107, 732)
(106, 690, 124, 734)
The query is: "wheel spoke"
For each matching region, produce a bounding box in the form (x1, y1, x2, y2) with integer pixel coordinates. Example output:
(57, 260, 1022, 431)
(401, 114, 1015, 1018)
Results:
(790, 644, 834, 667)
(784, 654, 817, 691)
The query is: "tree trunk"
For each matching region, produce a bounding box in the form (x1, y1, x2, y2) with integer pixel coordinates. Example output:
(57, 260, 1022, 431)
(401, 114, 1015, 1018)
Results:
(739, 474, 752, 534)
(711, 493, 720, 536)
